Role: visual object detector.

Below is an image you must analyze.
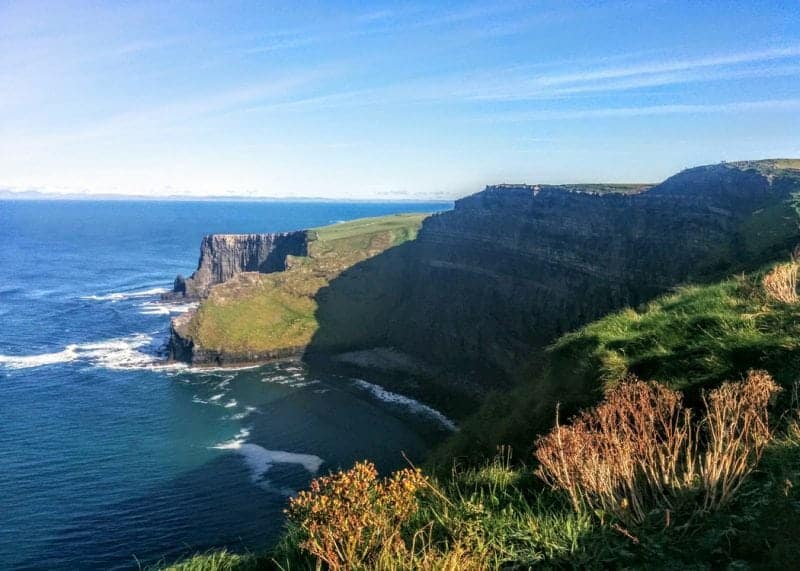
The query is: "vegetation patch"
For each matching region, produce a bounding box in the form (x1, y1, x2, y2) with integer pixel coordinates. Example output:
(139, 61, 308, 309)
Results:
(442, 262, 800, 462)
(183, 213, 428, 354)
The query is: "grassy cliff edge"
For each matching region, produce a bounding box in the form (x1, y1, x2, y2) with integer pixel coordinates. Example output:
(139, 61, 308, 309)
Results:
(172, 213, 428, 364)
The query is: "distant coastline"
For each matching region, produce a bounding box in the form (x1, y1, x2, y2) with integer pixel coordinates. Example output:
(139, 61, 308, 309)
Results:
(0, 189, 456, 203)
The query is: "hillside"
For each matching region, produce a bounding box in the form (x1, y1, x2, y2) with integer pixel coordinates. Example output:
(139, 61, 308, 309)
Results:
(355, 160, 800, 388)
(439, 262, 800, 462)
(169, 214, 428, 365)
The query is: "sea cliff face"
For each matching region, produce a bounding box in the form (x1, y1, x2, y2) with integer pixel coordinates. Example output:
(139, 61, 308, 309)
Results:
(306, 161, 800, 387)
(165, 231, 307, 299)
(168, 161, 800, 393)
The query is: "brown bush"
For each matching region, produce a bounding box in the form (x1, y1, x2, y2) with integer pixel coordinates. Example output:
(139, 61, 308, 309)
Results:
(763, 262, 799, 304)
(285, 460, 427, 570)
(701, 370, 778, 510)
(535, 371, 781, 523)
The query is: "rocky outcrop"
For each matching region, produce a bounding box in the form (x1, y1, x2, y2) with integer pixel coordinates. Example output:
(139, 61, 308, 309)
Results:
(165, 232, 307, 299)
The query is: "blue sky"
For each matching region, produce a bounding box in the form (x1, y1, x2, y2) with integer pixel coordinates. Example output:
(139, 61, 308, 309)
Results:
(1, 1, 799, 199)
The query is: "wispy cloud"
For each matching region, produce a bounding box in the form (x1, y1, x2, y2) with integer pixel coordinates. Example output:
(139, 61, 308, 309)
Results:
(485, 98, 800, 122)
(228, 45, 800, 112)
(449, 45, 800, 101)
(0, 67, 343, 157)
(238, 3, 530, 55)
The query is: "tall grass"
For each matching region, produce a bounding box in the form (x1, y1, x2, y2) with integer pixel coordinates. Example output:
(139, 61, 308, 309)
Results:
(700, 370, 779, 510)
(277, 451, 598, 570)
(763, 260, 799, 303)
(534, 371, 781, 523)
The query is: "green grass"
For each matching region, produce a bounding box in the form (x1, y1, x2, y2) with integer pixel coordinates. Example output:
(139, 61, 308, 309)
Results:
(545, 182, 654, 194)
(439, 264, 800, 463)
(182, 213, 428, 354)
(158, 550, 264, 571)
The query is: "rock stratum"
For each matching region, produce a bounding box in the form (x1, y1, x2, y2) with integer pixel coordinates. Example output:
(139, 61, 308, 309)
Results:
(168, 160, 800, 399)
(164, 231, 307, 300)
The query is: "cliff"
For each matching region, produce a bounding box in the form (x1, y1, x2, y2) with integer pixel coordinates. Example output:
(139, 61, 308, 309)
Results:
(167, 214, 428, 365)
(169, 160, 800, 398)
(164, 231, 307, 299)
(304, 160, 800, 392)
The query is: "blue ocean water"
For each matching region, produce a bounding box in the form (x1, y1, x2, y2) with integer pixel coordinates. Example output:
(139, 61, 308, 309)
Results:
(0, 200, 452, 570)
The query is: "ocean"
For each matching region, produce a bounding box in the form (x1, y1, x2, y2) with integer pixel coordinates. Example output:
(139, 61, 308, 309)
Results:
(0, 199, 453, 570)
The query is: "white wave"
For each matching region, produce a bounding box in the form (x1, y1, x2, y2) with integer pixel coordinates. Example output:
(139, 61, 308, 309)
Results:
(138, 301, 198, 316)
(353, 379, 457, 431)
(0, 347, 79, 368)
(230, 406, 259, 421)
(0, 333, 184, 371)
(211, 429, 323, 489)
(81, 286, 170, 302)
(185, 364, 260, 373)
(212, 427, 251, 449)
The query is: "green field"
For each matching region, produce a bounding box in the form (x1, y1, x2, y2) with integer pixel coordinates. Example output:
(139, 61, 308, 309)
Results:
(181, 213, 428, 355)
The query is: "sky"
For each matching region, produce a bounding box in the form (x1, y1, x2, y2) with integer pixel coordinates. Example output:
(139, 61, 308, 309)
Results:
(1, 1, 799, 200)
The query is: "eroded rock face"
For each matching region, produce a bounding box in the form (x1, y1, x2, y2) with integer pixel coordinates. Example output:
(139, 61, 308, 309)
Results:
(323, 163, 798, 385)
(165, 232, 307, 299)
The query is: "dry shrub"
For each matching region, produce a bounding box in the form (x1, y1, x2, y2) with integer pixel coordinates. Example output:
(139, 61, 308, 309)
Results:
(535, 371, 781, 523)
(285, 460, 427, 570)
(763, 261, 799, 304)
(534, 379, 695, 523)
(701, 370, 778, 510)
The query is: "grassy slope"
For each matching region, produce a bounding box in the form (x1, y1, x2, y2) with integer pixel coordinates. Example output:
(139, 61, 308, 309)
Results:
(440, 267, 800, 464)
(184, 213, 427, 353)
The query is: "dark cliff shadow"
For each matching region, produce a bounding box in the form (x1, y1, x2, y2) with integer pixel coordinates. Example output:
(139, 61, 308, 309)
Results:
(301, 167, 800, 420)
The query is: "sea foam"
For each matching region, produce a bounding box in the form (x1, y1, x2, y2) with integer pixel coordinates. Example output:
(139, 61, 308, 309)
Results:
(80, 286, 170, 302)
(0, 333, 184, 371)
(211, 428, 323, 491)
(138, 301, 198, 316)
(353, 379, 457, 431)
